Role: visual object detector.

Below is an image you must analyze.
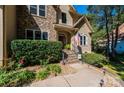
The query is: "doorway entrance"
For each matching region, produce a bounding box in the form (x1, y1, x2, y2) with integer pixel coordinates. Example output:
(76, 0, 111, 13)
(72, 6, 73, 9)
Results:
(58, 34, 66, 48)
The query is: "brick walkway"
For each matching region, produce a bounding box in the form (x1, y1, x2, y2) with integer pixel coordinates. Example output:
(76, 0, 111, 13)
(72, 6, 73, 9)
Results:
(29, 63, 122, 87)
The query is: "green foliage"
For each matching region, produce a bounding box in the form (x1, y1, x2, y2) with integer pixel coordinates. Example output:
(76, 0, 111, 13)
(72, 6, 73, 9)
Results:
(40, 59, 49, 67)
(82, 52, 109, 68)
(64, 44, 71, 49)
(36, 69, 50, 80)
(87, 6, 124, 56)
(46, 64, 61, 76)
(92, 30, 106, 53)
(16, 70, 35, 81)
(0, 70, 35, 87)
(11, 40, 62, 66)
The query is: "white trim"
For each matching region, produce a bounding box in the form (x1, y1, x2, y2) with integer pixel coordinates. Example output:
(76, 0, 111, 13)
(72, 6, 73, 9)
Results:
(83, 35, 88, 46)
(25, 29, 41, 40)
(42, 31, 49, 40)
(80, 34, 88, 46)
(28, 5, 47, 18)
(25, 29, 49, 40)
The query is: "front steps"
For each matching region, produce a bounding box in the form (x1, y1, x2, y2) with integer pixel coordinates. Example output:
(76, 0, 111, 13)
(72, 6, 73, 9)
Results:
(61, 49, 81, 64)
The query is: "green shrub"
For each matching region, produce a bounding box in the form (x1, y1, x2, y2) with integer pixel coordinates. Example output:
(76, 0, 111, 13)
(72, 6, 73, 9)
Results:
(82, 52, 109, 68)
(11, 40, 62, 66)
(64, 44, 71, 49)
(40, 59, 49, 67)
(0, 68, 7, 75)
(16, 70, 35, 81)
(46, 64, 61, 76)
(36, 69, 50, 80)
(0, 70, 35, 87)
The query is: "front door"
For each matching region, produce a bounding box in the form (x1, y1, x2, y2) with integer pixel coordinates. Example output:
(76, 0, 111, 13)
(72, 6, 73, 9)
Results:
(58, 34, 66, 48)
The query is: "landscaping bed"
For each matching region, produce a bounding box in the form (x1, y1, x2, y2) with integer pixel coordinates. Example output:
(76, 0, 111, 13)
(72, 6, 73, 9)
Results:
(0, 63, 77, 87)
(82, 52, 124, 82)
(82, 52, 109, 68)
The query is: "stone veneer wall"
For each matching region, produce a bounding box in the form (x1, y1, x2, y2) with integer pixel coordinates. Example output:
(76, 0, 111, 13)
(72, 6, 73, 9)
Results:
(16, 5, 57, 41)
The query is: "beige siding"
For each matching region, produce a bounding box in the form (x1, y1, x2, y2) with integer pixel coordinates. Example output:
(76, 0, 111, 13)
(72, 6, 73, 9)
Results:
(59, 6, 73, 26)
(71, 22, 92, 53)
(78, 23, 91, 53)
(0, 6, 3, 66)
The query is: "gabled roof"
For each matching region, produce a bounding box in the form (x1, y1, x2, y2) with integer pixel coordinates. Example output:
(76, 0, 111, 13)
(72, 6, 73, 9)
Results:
(53, 5, 93, 32)
(74, 16, 93, 32)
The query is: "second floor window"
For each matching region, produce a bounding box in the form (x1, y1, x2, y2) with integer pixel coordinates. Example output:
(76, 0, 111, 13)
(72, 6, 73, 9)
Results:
(39, 5, 45, 16)
(30, 5, 37, 15)
(62, 12, 67, 23)
(30, 5, 46, 17)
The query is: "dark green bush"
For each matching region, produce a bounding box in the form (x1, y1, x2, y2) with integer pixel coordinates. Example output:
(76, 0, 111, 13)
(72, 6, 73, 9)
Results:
(11, 40, 62, 66)
(36, 69, 50, 80)
(46, 64, 61, 76)
(0, 70, 35, 87)
(82, 52, 109, 68)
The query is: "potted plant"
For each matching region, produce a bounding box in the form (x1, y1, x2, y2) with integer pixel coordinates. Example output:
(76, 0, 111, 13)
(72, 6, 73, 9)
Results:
(64, 44, 71, 50)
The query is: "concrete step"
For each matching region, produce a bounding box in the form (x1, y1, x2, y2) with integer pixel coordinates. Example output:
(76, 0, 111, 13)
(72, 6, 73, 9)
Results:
(62, 49, 80, 64)
(64, 58, 79, 60)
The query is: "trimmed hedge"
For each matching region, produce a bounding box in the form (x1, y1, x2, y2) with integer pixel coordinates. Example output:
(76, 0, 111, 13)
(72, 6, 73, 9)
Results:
(82, 52, 109, 68)
(11, 40, 62, 66)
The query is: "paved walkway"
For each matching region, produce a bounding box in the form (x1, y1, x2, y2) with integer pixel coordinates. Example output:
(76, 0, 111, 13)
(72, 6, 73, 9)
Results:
(29, 63, 122, 87)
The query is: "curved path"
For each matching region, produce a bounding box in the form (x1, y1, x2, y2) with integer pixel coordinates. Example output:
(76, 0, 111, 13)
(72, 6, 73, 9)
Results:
(29, 63, 122, 87)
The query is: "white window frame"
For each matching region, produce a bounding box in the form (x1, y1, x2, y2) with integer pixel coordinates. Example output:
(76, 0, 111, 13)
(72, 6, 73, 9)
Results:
(25, 29, 42, 40)
(25, 29, 49, 40)
(80, 34, 88, 46)
(42, 32, 49, 40)
(28, 5, 47, 17)
(83, 35, 88, 46)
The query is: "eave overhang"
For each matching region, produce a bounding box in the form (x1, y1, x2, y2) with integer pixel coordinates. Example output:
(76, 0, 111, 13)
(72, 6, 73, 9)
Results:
(54, 24, 78, 34)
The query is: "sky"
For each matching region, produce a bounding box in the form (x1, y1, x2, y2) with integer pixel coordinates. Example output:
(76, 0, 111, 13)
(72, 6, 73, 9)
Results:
(73, 5, 88, 14)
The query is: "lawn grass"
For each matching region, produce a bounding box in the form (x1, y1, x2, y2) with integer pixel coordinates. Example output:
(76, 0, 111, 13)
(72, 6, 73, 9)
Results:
(104, 59, 124, 80)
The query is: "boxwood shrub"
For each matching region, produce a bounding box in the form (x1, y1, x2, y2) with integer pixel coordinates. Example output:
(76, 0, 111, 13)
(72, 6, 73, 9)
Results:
(11, 40, 62, 66)
(82, 52, 109, 68)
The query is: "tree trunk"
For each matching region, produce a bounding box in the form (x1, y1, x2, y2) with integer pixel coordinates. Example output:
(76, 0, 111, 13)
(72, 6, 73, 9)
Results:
(114, 24, 119, 49)
(111, 30, 116, 57)
(104, 10, 110, 58)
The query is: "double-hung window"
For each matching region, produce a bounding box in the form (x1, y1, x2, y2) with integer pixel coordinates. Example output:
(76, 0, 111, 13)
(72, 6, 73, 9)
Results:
(80, 36, 83, 45)
(29, 5, 46, 17)
(39, 5, 45, 16)
(80, 35, 88, 46)
(30, 5, 37, 15)
(25, 29, 48, 40)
